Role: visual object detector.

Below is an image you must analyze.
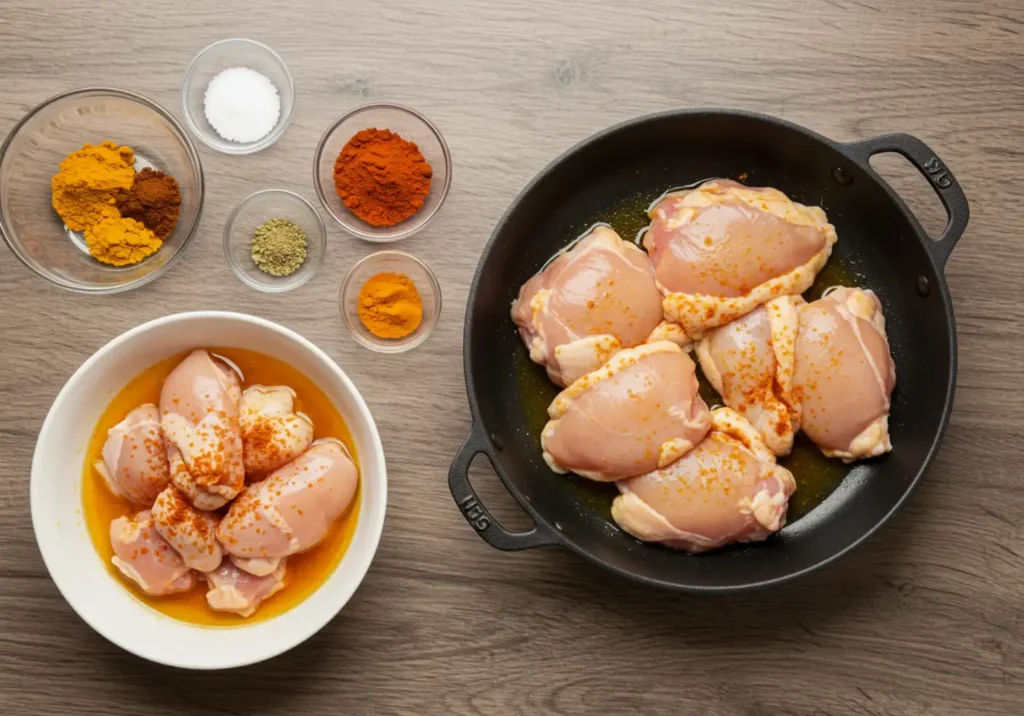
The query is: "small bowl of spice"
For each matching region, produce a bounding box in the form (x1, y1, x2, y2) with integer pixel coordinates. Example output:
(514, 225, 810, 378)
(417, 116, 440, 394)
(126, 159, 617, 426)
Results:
(182, 38, 294, 155)
(339, 251, 442, 352)
(224, 189, 326, 292)
(314, 103, 452, 242)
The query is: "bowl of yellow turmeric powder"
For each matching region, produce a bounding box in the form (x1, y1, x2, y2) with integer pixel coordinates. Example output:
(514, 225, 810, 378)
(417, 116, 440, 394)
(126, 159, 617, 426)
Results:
(340, 250, 442, 353)
(0, 88, 204, 293)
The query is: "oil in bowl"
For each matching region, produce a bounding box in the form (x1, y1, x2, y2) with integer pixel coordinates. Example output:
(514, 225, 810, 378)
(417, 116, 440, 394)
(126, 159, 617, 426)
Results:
(82, 347, 360, 626)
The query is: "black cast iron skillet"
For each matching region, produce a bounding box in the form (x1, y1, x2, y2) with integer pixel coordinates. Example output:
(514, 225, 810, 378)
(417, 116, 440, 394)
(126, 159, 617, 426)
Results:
(449, 109, 968, 592)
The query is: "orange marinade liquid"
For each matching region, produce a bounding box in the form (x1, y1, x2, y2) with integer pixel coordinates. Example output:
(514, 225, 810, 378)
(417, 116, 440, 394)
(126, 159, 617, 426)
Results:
(81, 347, 361, 627)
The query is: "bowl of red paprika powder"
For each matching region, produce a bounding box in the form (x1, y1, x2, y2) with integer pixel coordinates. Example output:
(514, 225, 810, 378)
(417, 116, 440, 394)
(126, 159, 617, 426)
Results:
(313, 103, 451, 242)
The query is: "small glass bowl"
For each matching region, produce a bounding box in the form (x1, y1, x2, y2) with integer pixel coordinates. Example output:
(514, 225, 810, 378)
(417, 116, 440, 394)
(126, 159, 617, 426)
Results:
(339, 251, 442, 352)
(0, 87, 204, 293)
(314, 103, 452, 242)
(181, 38, 295, 155)
(224, 189, 326, 292)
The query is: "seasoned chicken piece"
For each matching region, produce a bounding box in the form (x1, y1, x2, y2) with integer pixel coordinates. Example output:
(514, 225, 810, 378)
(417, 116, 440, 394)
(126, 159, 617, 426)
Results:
(160, 349, 245, 510)
(541, 341, 712, 481)
(612, 408, 796, 553)
(696, 296, 802, 456)
(792, 287, 896, 462)
(94, 403, 170, 506)
(217, 439, 359, 560)
(240, 385, 315, 473)
(150, 485, 223, 573)
(643, 179, 836, 338)
(511, 225, 682, 387)
(109, 510, 196, 596)
(206, 559, 286, 617)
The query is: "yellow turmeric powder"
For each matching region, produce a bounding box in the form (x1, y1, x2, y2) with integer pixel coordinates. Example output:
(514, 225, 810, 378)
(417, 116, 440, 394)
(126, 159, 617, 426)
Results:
(51, 141, 136, 231)
(84, 206, 162, 267)
(357, 272, 423, 339)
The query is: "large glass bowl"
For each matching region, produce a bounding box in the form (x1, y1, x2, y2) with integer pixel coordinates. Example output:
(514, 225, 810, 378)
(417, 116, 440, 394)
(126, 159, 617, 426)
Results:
(0, 88, 204, 293)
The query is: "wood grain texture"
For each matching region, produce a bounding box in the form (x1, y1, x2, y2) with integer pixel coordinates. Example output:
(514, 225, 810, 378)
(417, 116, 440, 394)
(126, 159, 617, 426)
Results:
(1, 0, 1022, 713)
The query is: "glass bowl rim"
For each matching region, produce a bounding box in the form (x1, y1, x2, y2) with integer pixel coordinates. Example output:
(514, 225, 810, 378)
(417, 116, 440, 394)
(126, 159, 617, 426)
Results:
(180, 37, 296, 156)
(0, 86, 206, 295)
(312, 102, 453, 243)
(223, 188, 327, 293)
(338, 249, 443, 353)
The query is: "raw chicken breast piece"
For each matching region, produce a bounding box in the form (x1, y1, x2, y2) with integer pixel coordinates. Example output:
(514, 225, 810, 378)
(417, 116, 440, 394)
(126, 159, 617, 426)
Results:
(240, 385, 315, 473)
(229, 555, 282, 577)
(643, 179, 836, 337)
(612, 408, 797, 553)
(511, 225, 682, 387)
(206, 559, 286, 617)
(218, 438, 359, 560)
(110, 510, 196, 596)
(150, 484, 223, 572)
(792, 287, 896, 462)
(696, 296, 802, 456)
(94, 403, 170, 506)
(160, 349, 245, 510)
(541, 341, 712, 481)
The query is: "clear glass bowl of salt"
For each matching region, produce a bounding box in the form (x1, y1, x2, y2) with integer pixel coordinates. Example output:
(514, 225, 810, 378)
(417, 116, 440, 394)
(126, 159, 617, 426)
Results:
(181, 38, 295, 155)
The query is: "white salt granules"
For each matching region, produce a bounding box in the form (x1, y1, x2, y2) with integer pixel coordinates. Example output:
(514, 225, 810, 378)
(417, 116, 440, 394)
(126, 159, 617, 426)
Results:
(204, 67, 281, 143)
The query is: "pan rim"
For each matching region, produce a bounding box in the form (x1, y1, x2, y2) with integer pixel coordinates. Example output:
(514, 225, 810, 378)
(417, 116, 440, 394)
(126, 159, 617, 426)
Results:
(461, 107, 959, 592)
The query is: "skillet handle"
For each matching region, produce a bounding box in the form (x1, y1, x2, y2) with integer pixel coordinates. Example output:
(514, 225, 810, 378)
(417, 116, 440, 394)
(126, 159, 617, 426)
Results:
(449, 427, 561, 550)
(842, 133, 969, 268)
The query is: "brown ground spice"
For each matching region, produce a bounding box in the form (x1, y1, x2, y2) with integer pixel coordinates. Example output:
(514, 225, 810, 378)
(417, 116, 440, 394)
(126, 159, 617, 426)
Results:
(114, 168, 182, 240)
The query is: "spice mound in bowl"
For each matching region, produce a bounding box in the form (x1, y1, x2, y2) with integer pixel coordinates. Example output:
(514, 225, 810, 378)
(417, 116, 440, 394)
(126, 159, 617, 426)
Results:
(181, 38, 295, 155)
(224, 189, 326, 293)
(51, 141, 182, 267)
(315, 103, 452, 242)
(340, 250, 442, 352)
(334, 129, 432, 227)
(251, 218, 308, 277)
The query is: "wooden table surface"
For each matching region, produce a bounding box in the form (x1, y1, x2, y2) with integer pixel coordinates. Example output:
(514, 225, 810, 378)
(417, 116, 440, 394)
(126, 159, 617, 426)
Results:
(2, 1, 1022, 714)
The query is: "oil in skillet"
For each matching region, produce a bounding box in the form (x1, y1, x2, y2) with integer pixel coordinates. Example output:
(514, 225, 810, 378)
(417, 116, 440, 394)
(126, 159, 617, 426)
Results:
(514, 181, 858, 526)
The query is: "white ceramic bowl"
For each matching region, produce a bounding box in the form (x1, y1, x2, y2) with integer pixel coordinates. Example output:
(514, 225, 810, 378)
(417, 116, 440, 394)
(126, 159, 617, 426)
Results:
(30, 312, 387, 669)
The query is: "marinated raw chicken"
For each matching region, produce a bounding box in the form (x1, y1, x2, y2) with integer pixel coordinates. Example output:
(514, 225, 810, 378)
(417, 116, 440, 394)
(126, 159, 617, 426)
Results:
(109, 510, 196, 596)
(150, 484, 223, 573)
(612, 408, 796, 552)
(160, 349, 245, 510)
(240, 385, 315, 473)
(541, 341, 712, 481)
(643, 179, 836, 338)
(696, 296, 802, 456)
(94, 403, 170, 506)
(217, 438, 359, 561)
(206, 559, 287, 617)
(792, 287, 896, 461)
(512, 225, 682, 387)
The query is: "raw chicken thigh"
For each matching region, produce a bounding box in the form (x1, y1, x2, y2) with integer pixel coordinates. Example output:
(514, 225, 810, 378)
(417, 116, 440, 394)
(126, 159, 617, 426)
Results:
(643, 179, 836, 338)
(218, 438, 359, 561)
(160, 349, 245, 510)
(511, 225, 679, 387)
(792, 287, 896, 462)
(240, 385, 315, 473)
(205, 560, 287, 617)
(109, 510, 195, 596)
(150, 484, 223, 573)
(94, 403, 170, 506)
(696, 296, 802, 456)
(541, 341, 712, 481)
(612, 408, 797, 552)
